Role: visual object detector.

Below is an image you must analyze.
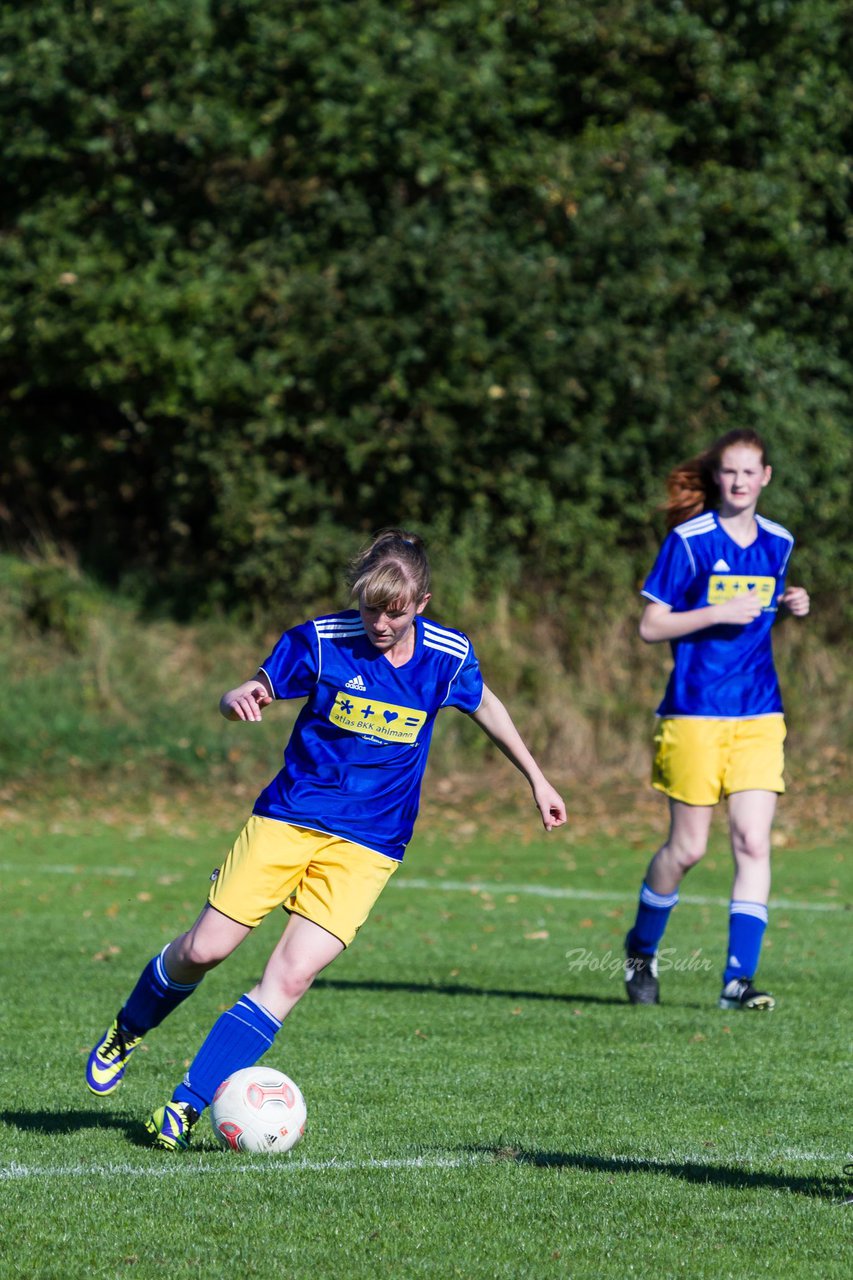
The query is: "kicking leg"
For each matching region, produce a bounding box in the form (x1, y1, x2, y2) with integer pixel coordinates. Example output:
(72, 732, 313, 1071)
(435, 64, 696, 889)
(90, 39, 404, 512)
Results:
(86, 905, 251, 1096)
(151, 915, 344, 1147)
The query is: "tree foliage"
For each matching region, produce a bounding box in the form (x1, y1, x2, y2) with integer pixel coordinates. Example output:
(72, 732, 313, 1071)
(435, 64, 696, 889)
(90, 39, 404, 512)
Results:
(1, 0, 851, 622)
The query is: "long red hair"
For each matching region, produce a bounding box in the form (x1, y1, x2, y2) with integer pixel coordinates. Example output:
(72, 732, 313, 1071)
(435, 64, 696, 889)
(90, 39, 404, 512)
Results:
(663, 429, 769, 530)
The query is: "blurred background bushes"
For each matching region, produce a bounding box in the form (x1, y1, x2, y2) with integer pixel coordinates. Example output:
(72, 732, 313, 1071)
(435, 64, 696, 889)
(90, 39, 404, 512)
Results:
(1, 0, 851, 629)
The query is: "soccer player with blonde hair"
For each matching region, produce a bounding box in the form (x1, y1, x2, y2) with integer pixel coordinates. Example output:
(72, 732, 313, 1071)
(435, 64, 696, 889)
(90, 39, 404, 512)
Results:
(87, 529, 566, 1148)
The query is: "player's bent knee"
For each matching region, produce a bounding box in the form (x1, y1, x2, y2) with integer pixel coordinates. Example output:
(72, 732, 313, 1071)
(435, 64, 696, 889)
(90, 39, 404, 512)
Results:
(168, 933, 236, 973)
(732, 836, 771, 863)
(278, 968, 319, 1002)
(669, 843, 707, 873)
(187, 945, 231, 971)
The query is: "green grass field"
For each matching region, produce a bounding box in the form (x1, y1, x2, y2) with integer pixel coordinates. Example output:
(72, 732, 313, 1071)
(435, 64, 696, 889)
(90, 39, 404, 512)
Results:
(0, 803, 849, 1279)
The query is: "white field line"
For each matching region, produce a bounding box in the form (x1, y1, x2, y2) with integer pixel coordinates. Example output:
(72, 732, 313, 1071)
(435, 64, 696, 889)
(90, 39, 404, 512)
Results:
(0, 863, 847, 912)
(0, 1154, 483, 1180)
(392, 878, 848, 914)
(0, 1148, 845, 1182)
(0, 862, 139, 878)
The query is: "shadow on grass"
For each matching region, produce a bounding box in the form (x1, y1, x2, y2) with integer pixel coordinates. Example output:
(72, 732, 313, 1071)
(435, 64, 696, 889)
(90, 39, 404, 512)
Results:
(0, 1108, 155, 1149)
(469, 1144, 849, 1200)
(0, 1109, 230, 1154)
(313, 976, 626, 1006)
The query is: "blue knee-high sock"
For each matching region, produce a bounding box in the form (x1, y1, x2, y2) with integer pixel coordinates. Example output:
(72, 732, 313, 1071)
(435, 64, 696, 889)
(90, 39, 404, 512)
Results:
(626, 881, 679, 956)
(119, 947, 201, 1037)
(172, 995, 282, 1114)
(724, 901, 768, 985)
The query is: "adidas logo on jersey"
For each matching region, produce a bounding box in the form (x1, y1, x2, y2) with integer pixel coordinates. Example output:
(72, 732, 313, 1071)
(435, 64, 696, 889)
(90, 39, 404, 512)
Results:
(344, 674, 367, 691)
(713, 559, 731, 571)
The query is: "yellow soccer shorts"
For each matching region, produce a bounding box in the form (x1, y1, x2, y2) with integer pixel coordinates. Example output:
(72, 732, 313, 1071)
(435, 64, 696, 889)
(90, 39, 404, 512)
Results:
(208, 815, 399, 946)
(651, 714, 786, 806)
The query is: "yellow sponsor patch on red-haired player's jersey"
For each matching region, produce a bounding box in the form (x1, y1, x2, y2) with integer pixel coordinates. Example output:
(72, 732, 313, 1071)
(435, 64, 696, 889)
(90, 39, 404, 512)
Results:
(707, 575, 776, 609)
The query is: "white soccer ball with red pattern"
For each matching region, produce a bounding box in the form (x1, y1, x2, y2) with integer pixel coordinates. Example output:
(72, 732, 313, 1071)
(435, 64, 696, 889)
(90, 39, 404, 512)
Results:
(210, 1066, 307, 1154)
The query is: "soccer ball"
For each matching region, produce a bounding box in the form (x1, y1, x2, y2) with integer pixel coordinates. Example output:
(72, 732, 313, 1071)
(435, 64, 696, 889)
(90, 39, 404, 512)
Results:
(210, 1066, 307, 1154)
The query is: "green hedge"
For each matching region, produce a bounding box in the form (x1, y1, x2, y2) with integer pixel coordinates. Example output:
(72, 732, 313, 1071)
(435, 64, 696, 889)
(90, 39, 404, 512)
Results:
(1, 1, 850, 623)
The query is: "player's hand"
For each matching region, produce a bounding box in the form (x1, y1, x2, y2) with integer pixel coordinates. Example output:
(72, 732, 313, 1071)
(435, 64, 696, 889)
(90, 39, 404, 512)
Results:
(778, 586, 810, 617)
(532, 780, 567, 832)
(220, 680, 273, 721)
(717, 588, 764, 625)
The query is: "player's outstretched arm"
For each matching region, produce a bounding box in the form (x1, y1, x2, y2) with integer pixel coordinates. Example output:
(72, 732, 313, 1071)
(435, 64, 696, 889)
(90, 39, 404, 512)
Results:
(220, 673, 274, 722)
(469, 684, 567, 832)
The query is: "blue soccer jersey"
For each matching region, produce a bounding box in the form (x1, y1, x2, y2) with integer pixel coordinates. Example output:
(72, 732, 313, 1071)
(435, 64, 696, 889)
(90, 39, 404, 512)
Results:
(641, 512, 795, 718)
(252, 611, 484, 861)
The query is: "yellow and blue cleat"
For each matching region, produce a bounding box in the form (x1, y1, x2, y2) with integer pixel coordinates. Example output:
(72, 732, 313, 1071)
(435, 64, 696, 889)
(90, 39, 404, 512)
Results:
(86, 1019, 143, 1095)
(145, 1101, 200, 1151)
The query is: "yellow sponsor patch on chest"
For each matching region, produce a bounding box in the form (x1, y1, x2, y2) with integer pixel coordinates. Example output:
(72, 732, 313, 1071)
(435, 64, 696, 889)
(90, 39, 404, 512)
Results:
(707, 575, 776, 608)
(330, 692, 427, 743)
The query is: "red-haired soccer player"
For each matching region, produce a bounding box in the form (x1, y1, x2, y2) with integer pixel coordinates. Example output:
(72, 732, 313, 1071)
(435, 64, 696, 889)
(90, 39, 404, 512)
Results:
(625, 431, 809, 1009)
